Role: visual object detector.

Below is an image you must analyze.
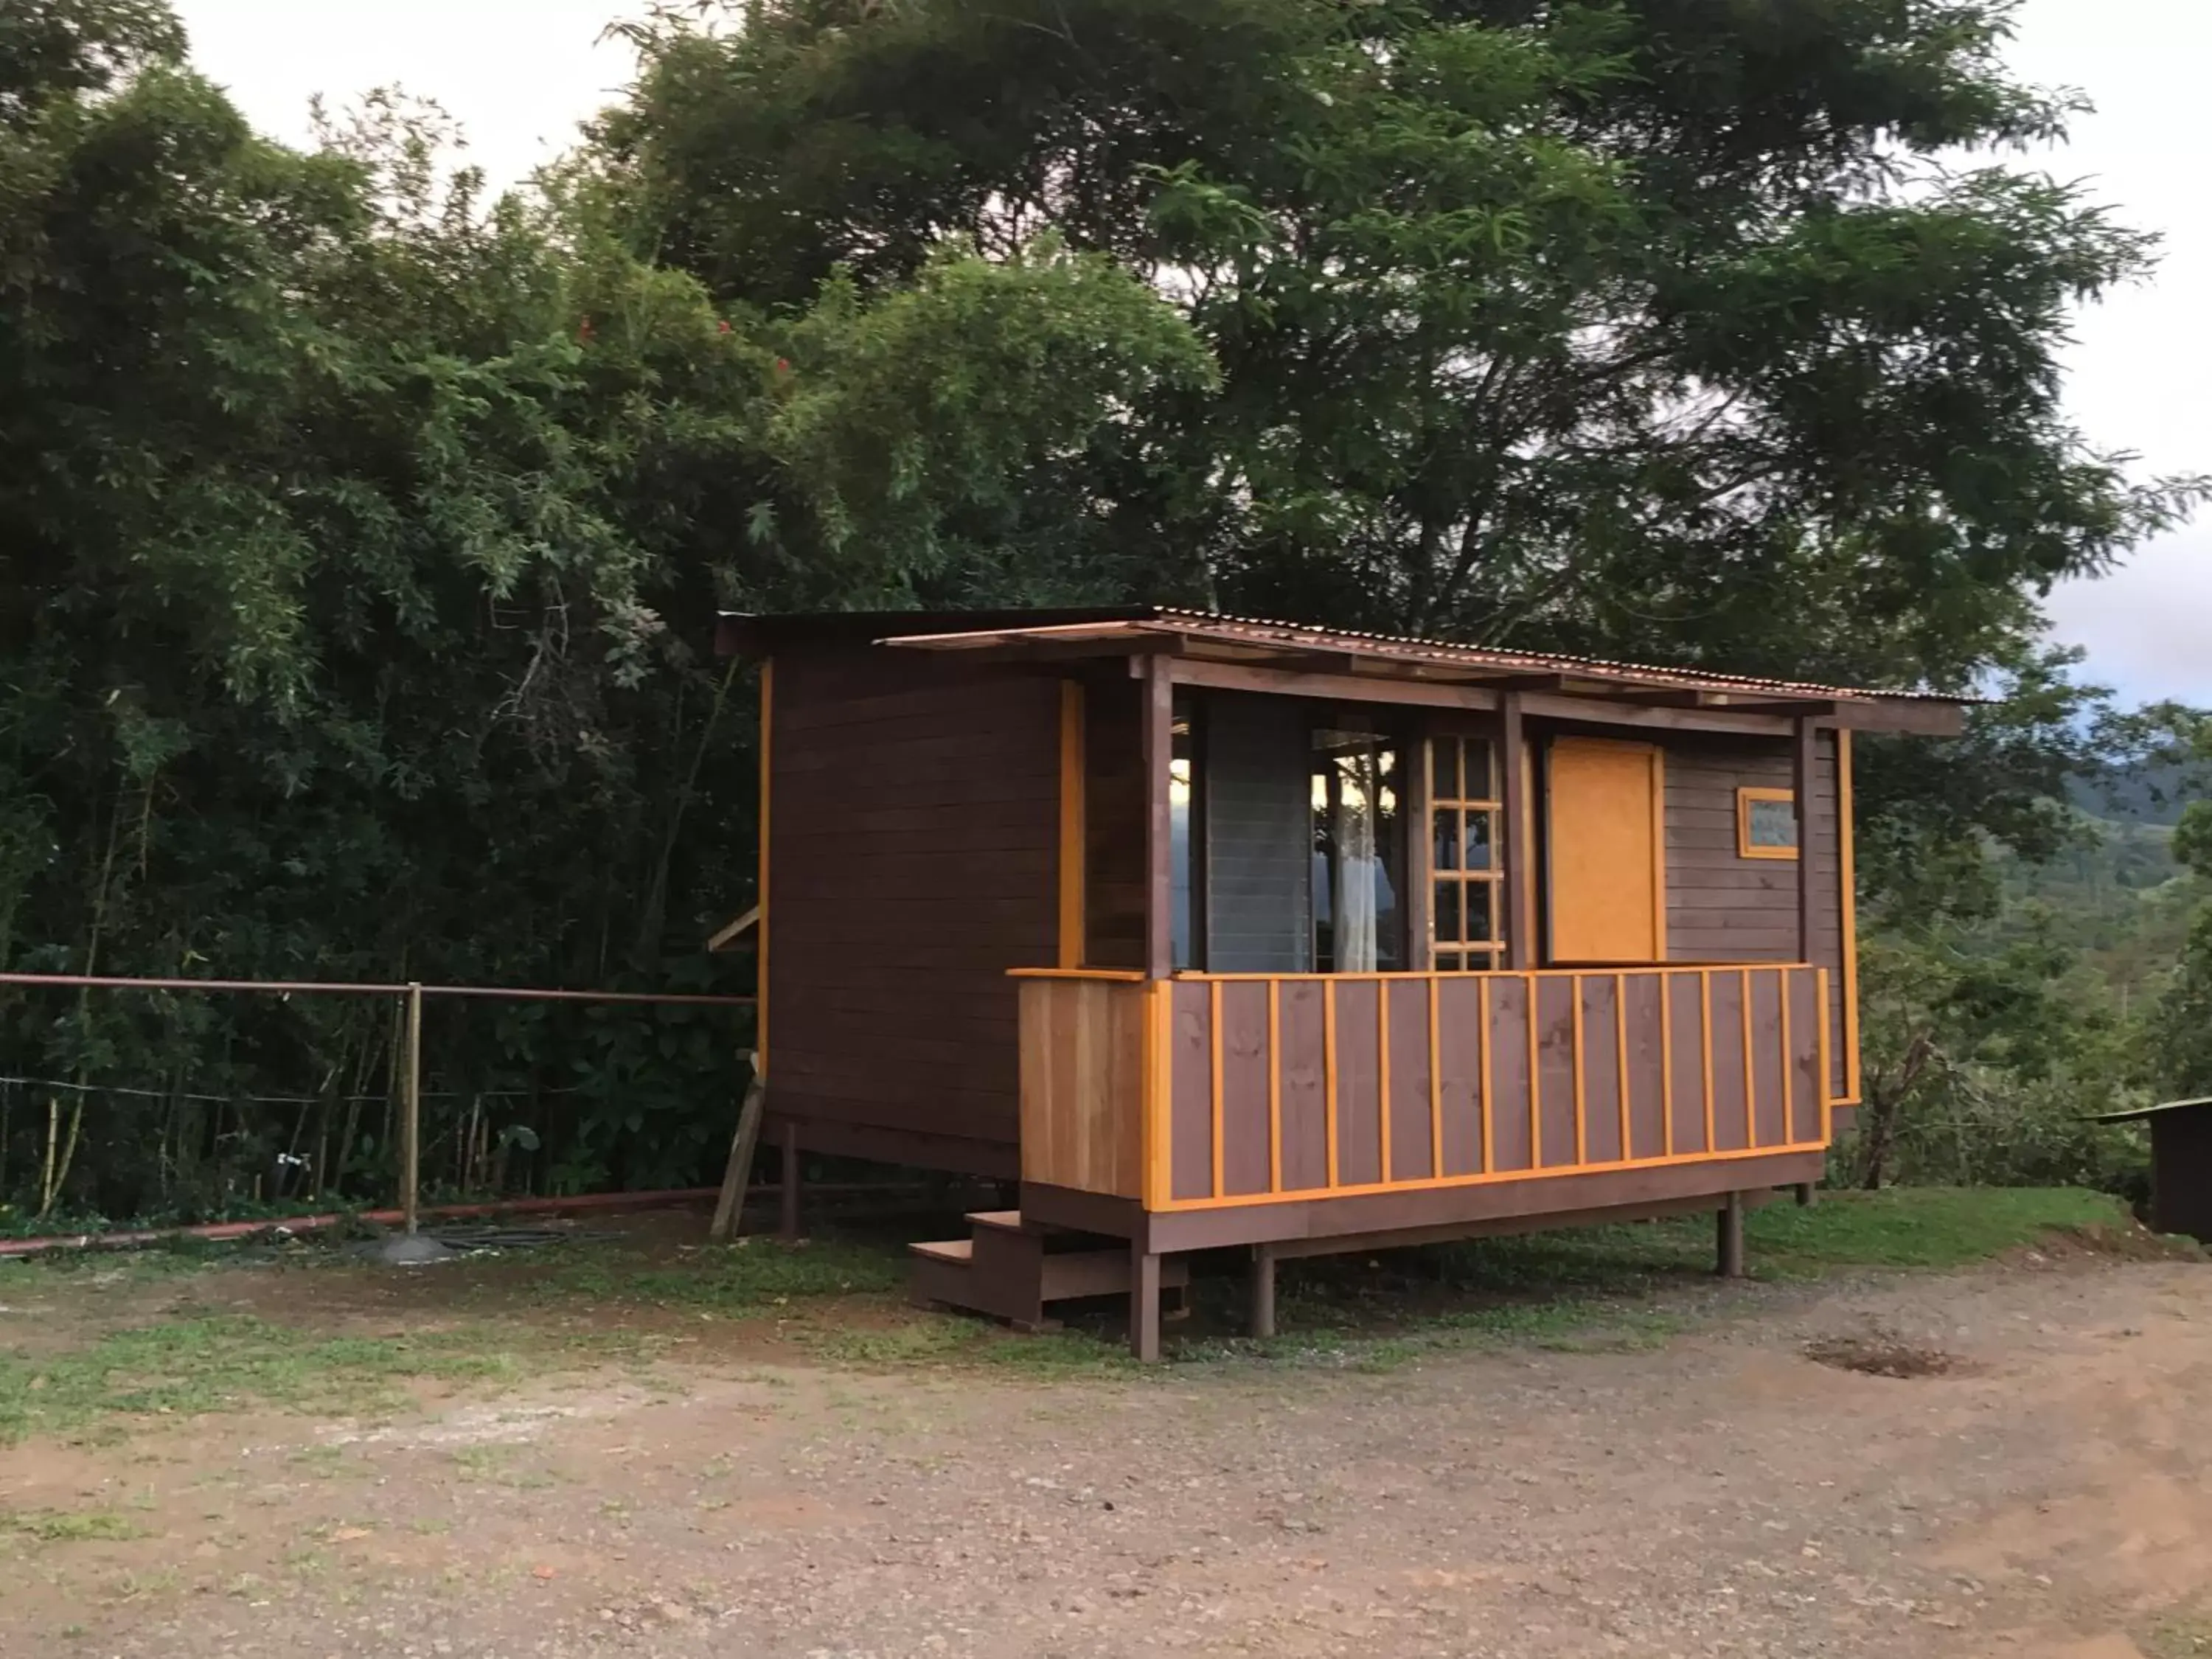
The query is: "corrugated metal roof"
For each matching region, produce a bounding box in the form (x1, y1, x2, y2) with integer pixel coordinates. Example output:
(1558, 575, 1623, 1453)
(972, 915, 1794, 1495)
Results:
(1135, 608, 1966, 704)
(841, 605, 1972, 708)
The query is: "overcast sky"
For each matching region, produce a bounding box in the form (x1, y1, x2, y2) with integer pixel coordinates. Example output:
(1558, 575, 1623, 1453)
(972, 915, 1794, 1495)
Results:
(173, 0, 2210, 706)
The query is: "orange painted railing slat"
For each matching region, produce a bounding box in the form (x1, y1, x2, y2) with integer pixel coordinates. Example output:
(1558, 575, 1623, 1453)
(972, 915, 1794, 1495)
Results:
(1143, 964, 1831, 1216)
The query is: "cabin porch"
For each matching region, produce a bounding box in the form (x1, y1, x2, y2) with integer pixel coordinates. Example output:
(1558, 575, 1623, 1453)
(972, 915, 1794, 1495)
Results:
(975, 962, 1832, 1356)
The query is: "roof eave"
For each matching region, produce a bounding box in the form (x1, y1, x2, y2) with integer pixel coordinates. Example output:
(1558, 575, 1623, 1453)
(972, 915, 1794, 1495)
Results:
(869, 618, 1969, 734)
(715, 607, 1973, 736)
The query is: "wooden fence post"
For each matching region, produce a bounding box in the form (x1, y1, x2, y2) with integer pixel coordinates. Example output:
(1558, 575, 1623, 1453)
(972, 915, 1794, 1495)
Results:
(401, 982, 423, 1236)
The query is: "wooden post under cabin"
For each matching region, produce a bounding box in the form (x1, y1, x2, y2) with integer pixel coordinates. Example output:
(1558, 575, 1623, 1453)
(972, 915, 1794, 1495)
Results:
(778, 1121, 801, 1240)
(1131, 1244, 1163, 1362)
(1250, 1243, 1278, 1340)
(1717, 1191, 1746, 1278)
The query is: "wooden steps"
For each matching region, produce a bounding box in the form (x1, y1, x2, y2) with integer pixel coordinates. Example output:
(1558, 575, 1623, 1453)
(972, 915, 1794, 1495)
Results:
(908, 1211, 1186, 1331)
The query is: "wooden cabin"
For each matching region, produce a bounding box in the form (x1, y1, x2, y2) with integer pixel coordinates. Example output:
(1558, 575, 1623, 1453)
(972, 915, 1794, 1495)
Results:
(718, 607, 1966, 1357)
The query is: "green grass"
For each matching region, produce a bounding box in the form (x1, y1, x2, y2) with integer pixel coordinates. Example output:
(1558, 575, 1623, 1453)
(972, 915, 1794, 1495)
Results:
(520, 1237, 906, 1312)
(1741, 1184, 2135, 1268)
(0, 1315, 525, 1444)
(2144, 1611, 2212, 1658)
(1155, 1186, 2146, 1368)
(1398, 1184, 2135, 1297)
(0, 1188, 2157, 1420)
(797, 1187, 2116, 1377)
(793, 1311, 1137, 1378)
(3, 1508, 147, 1543)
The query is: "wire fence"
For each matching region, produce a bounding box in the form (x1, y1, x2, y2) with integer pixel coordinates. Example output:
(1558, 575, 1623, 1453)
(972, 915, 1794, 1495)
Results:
(0, 973, 757, 1233)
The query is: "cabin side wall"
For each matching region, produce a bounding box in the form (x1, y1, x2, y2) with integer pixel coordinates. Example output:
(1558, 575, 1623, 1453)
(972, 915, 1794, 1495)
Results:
(765, 646, 1060, 1174)
(1661, 731, 1847, 1103)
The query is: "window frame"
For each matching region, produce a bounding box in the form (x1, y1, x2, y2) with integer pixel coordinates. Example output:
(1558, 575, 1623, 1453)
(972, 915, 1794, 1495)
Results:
(1425, 728, 1508, 972)
(1736, 785, 1800, 861)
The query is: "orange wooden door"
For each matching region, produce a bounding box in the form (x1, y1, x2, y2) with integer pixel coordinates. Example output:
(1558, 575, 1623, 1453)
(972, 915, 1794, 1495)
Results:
(1545, 738, 1666, 963)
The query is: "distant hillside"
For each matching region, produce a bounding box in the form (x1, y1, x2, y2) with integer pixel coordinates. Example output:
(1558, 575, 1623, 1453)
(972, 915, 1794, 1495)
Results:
(1996, 815, 2196, 1009)
(2068, 757, 2211, 827)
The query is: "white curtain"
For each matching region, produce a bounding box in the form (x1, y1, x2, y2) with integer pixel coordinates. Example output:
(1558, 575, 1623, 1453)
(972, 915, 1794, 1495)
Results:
(1334, 751, 1380, 972)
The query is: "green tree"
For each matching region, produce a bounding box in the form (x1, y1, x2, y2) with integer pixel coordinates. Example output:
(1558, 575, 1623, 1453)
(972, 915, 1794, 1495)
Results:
(594, 0, 2206, 915)
(0, 0, 1206, 1220)
(2151, 717, 2212, 1096)
(1847, 910, 2149, 1194)
(599, 0, 2201, 680)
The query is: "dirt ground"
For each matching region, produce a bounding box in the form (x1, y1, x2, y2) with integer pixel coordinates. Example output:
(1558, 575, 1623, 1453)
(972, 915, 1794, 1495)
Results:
(3, 1243, 2210, 1659)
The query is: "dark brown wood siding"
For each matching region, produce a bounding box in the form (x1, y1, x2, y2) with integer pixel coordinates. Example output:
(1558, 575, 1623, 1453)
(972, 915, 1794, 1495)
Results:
(1081, 675, 1148, 970)
(1203, 693, 1314, 973)
(766, 647, 1060, 1172)
(1661, 732, 1846, 1100)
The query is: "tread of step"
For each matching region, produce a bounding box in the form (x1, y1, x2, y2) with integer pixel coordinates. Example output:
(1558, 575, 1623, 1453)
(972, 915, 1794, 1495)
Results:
(908, 1238, 973, 1264)
(963, 1209, 1029, 1234)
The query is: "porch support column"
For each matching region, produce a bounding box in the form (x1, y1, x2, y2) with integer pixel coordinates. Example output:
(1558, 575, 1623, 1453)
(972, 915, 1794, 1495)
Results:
(1130, 1243, 1164, 1362)
(1792, 717, 1819, 963)
(1249, 1242, 1278, 1340)
(1501, 692, 1534, 970)
(1141, 655, 1175, 981)
(1408, 722, 1433, 969)
(1717, 1191, 1746, 1278)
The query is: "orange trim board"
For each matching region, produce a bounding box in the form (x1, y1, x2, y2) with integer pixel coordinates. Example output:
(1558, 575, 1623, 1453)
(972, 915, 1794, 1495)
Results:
(1014, 964, 1818, 984)
(1146, 1136, 1832, 1214)
(1164, 964, 1807, 983)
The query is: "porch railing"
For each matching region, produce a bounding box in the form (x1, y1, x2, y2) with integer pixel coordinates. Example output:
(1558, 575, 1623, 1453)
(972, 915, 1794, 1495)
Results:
(1013, 965, 1832, 1214)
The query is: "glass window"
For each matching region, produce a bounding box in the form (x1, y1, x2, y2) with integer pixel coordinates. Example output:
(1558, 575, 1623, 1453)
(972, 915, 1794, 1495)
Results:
(1738, 787, 1799, 860)
(1465, 883, 1495, 943)
(1433, 879, 1461, 944)
(1433, 807, 1461, 872)
(1462, 811, 1493, 872)
(1171, 711, 1197, 968)
(1462, 739, 1496, 801)
(1430, 736, 1459, 803)
(1313, 728, 1404, 972)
